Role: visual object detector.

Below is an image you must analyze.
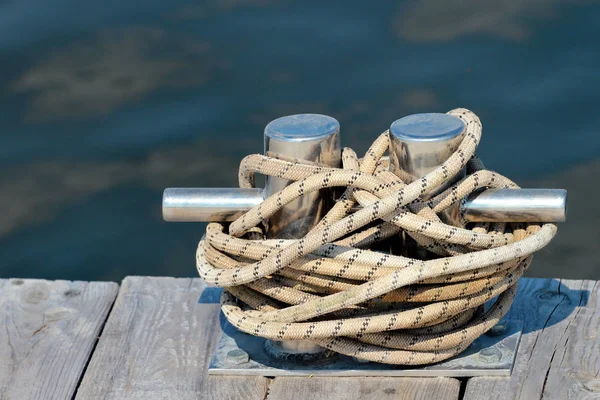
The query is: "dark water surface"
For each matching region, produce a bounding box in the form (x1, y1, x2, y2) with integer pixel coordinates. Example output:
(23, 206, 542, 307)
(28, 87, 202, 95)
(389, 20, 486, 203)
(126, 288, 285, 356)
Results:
(1, 0, 599, 281)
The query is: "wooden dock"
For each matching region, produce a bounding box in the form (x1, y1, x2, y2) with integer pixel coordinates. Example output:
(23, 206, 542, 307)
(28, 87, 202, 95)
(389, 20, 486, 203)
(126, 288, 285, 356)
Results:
(1, 276, 598, 399)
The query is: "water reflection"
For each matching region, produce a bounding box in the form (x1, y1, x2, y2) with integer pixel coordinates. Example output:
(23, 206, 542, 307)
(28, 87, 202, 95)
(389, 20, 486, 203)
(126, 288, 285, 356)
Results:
(14, 28, 219, 121)
(0, 138, 246, 238)
(170, 0, 281, 20)
(526, 161, 600, 279)
(396, 0, 599, 42)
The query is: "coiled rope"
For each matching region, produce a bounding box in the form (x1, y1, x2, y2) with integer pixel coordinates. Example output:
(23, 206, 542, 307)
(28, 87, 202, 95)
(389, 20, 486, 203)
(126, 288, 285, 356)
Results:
(196, 108, 557, 365)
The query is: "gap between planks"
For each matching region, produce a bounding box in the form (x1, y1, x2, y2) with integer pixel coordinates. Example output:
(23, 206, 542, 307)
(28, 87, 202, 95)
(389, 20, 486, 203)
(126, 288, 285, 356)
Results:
(73, 277, 463, 400)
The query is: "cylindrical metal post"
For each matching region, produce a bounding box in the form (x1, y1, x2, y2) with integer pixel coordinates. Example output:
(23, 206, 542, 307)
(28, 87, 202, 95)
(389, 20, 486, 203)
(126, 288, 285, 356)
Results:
(263, 114, 341, 356)
(264, 114, 341, 238)
(389, 113, 468, 228)
(161, 188, 568, 224)
(389, 113, 466, 199)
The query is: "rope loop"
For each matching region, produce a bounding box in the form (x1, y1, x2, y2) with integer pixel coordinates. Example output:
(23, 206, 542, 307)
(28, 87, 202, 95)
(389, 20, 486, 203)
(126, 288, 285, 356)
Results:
(196, 108, 557, 365)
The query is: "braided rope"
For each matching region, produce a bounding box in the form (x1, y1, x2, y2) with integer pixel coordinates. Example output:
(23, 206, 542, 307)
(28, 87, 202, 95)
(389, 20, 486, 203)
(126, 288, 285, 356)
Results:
(196, 108, 557, 365)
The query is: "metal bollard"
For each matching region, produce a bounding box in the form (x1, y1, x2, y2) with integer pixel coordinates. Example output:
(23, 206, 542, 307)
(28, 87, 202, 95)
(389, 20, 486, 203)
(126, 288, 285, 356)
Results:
(263, 114, 341, 238)
(166, 112, 566, 374)
(163, 112, 567, 358)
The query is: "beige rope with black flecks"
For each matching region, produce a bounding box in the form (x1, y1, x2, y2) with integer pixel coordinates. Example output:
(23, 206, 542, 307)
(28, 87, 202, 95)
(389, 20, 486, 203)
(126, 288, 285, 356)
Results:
(196, 108, 557, 365)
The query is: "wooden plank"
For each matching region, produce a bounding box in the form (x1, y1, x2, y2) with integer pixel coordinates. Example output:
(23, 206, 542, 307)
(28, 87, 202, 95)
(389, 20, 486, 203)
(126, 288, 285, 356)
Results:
(266, 376, 461, 400)
(0, 278, 118, 400)
(463, 278, 598, 400)
(75, 277, 268, 400)
(585, 280, 600, 309)
(541, 307, 600, 399)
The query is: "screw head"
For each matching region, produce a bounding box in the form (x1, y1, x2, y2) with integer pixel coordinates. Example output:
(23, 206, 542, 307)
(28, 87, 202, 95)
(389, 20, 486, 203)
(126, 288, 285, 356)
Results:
(487, 321, 508, 336)
(227, 349, 249, 365)
(478, 347, 502, 363)
(539, 292, 554, 300)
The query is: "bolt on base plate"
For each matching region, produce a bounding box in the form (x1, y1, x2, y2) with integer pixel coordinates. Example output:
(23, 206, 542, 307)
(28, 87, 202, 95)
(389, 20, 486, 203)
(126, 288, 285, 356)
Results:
(208, 311, 523, 378)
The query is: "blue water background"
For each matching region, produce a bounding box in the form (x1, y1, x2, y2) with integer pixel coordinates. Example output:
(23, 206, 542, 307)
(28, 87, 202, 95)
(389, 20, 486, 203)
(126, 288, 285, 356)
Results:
(1, 0, 598, 281)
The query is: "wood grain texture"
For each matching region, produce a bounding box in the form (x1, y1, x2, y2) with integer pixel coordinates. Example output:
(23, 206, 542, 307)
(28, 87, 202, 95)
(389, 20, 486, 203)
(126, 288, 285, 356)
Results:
(0, 279, 118, 400)
(541, 308, 600, 399)
(266, 376, 460, 400)
(586, 280, 600, 309)
(464, 278, 599, 400)
(75, 277, 268, 400)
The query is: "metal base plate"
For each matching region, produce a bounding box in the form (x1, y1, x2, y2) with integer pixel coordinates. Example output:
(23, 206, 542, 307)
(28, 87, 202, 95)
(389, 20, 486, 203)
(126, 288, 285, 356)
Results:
(208, 312, 523, 377)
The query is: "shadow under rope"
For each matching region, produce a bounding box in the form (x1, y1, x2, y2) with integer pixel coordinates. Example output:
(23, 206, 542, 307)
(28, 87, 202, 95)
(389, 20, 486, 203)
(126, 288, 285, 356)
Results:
(509, 278, 589, 335)
(198, 286, 223, 305)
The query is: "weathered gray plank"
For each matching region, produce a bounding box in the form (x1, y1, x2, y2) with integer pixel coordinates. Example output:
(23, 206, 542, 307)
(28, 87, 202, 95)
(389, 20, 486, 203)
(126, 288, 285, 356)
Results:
(464, 278, 598, 400)
(541, 307, 600, 399)
(75, 277, 268, 400)
(586, 280, 600, 309)
(0, 279, 118, 400)
(266, 376, 460, 400)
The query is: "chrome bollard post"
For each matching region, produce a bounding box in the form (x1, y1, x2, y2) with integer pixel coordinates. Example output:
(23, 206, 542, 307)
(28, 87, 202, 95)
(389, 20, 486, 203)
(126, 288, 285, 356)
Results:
(260, 114, 341, 356)
(389, 113, 467, 199)
(263, 114, 341, 238)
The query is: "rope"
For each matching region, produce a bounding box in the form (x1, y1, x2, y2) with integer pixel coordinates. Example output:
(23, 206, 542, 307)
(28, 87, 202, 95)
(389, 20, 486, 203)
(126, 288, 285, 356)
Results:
(196, 108, 557, 365)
